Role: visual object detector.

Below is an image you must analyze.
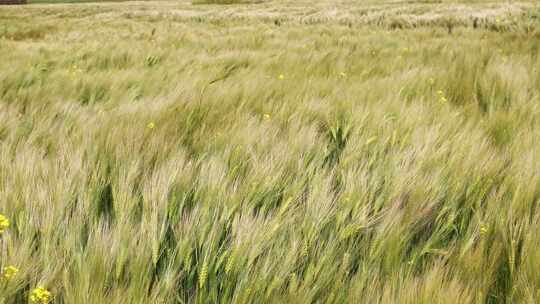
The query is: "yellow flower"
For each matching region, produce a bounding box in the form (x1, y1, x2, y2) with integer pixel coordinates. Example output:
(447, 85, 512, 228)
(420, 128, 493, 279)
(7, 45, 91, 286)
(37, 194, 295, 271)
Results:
(278, 74, 284, 80)
(440, 96, 448, 103)
(480, 224, 488, 236)
(147, 122, 155, 129)
(2, 266, 19, 280)
(339, 72, 347, 77)
(30, 287, 52, 304)
(436, 90, 444, 96)
(263, 114, 271, 120)
(0, 214, 9, 235)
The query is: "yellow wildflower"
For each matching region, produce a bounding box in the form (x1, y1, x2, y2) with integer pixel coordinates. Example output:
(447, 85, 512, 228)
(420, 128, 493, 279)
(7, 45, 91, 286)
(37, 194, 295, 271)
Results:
(0, 214, 9, 235)
(147, 122, 155, 129)
(30, 287, 52, 304)
(480, 224, 488, 236)
(263, 114, 271, 120)
(339, 72, 347, 77)
(436, 90, 448, 102)
(2, 266, 19, 280)
(278, 74, 284, 80)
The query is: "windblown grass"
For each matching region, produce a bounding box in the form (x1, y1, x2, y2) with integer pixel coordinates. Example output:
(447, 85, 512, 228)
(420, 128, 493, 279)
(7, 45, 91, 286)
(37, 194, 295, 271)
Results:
(192, 0, 264, 4)
(1, 0, 540, 303)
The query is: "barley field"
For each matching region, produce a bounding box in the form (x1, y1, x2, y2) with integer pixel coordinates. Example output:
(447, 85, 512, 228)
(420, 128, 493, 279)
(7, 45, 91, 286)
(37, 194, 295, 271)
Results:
(1, 0, 540, 303)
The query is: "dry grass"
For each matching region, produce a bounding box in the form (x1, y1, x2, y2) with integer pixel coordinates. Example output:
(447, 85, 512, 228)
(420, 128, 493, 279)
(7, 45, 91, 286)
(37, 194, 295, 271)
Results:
(1, 0, 540, 303)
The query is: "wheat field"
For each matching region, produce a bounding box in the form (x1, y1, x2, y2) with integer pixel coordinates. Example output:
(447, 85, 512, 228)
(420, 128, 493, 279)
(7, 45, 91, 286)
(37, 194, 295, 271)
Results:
(1, 0, 540, 303)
